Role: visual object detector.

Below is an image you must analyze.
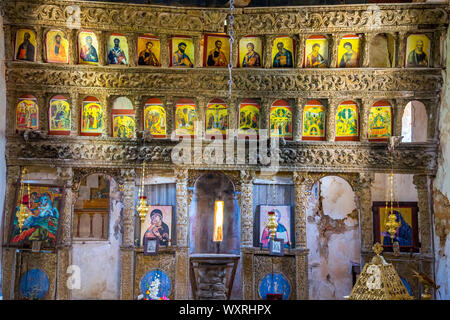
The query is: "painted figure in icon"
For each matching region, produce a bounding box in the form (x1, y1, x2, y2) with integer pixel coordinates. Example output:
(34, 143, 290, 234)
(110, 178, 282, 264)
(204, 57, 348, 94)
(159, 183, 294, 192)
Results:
(407, 40, 428, 67)
(16, 32, 35, 61)
(48, 33, 67, 63)
(176, 106, 197, 133)
(306, 43, 327, 68)
(145, 107, 166, 136)
(17, 100, 38, 130)
(239, 107, 259, 131)
(50, 100, 70, 131)
(108, 38, 127, 65)
(114, 116, 135, 138)
(206, 104, 228, 135)
(80, 36, 99, 63)
(339, 42, 359, 68)
(143, 209, 170, 246)
(336, 106, 357, 136)
(138, 41, 160, 66)
(82, 104, 102, 132)
(273, 42, 293, 68)
(172, 42, 193, 67)
(382, 210, 412, 247)
(260, 209, 289, 248)
(207, 40, 228, 67)
(242, 42, 261, 67)
(11, 188, 62, 245)
(270, 107, 292, 138)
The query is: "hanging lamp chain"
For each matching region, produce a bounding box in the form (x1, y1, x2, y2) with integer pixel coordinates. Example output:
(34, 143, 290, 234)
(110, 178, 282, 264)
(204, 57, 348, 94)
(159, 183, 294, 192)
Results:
(227, 0, 235, 98)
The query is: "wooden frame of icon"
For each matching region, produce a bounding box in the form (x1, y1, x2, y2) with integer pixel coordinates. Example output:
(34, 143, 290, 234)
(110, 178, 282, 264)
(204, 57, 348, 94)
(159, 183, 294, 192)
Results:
(269, 238, 285, 256)
(143, 237, 159, 256)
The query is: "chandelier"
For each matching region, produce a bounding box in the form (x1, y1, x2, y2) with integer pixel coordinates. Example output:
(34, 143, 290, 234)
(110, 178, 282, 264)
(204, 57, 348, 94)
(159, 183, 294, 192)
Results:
(136, 160, 150, 223)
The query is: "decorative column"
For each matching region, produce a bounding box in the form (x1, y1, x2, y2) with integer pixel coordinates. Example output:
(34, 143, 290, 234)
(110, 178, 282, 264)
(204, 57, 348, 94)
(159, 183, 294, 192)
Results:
(133, 95, 143, 134)
(294, 98, 306, 142)
(193, 35, 202, 68)
(196, 96, 207, 139)
(330, 34, 343, 68)
(360, 98, 372, 142)
(362, 33, 373, 68)
(296, 34, 307, 68)
(394, 98, 407, 137)
(69, 29, 78, 65)
(98, 31, 106, 66)
(425, 99, 438, 142)
(326, 99, 337, 141)
(127, 33, 137, 67)
(293, 171, 313, 300)
(413, 175, 433, 256)
(397, 32, 407, 68)
(1, 166, 21, 300)
(238, 170, 255, 299)
(160, 34, 170, 68)
(120, 169, 136, 300)
(101, 94, 110, 138)
(354, 172, 374, 252)
(56, 167, 74, 300)
(69, 91, 79, 137)
(232, 35, 241, 69)
(174, 168, 190, 299)
(264, 35, 275, 69)
(260, 98, 270, 131)
(36, 26, 44, 63)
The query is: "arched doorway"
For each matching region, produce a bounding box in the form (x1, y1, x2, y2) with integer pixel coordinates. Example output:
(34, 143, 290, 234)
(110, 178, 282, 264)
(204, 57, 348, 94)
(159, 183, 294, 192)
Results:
(189, 172, 242, 299)
(71, 174, 123, 299)
(306, 176, 361, 300)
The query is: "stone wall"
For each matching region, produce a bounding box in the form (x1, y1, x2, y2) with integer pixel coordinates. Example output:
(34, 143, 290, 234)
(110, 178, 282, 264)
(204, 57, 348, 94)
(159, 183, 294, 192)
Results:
(433, 25, 450, 300)
(0, 14, 6, 300)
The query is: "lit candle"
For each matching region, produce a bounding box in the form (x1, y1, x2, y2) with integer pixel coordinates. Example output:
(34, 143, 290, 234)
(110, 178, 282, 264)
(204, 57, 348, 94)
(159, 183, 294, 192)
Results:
(213, 200, 224, 242)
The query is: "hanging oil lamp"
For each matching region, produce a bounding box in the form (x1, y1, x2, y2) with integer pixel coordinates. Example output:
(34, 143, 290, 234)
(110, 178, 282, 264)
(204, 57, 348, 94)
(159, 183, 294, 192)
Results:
(136, 161, 150, 223)
(266, 211, 278, 240)
(16, 167, 30, 231)
(385, 171, 400, 240)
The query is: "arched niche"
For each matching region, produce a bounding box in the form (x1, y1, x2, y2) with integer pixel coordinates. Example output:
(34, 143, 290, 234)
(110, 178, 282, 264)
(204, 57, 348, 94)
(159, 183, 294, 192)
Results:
(401, 100, 428, 142)
(16, 94, 39, 131)
(189, 172, 240, 254)
(306, 176, 360, 300)
(369, 33, 395, 68)
(144, 97, 166, 138)
(270, 99, 293, 140)
(48, 95, 71, 135)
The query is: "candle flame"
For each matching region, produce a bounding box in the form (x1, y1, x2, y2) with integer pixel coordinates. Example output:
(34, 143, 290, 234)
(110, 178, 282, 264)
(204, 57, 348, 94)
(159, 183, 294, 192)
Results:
(213, 201, 224, 242)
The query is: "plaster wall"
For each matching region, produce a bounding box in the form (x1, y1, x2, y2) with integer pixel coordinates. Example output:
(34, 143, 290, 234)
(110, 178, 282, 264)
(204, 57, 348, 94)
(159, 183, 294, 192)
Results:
(71, 178, 122, 300)
(433, 25, 450, 300)
(306, 176, 360, 300)
(371, 173, 418, 202)
(0, 14, 6, 300)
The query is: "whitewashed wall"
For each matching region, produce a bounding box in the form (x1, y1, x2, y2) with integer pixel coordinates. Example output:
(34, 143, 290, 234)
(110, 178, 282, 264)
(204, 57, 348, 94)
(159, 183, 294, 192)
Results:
(307, 176, 360, 300)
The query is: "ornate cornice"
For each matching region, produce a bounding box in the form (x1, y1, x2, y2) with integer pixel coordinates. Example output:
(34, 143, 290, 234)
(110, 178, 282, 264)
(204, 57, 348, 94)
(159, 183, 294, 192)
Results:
(5, 64, 442, 96)
(1, 1, 447, 34)
(6, 138, 438, 174)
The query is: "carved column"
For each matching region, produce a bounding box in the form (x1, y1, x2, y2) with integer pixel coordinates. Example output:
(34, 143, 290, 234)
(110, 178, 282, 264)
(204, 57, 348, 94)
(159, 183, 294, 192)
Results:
(397, 32, 407, 68)
(56, 167, 73, 300)
(264, 35, 275, 69)
(1, 166, 21, 300)
(331, 34, 343, 68)
(196, 96, 207, 139)
(232, 35, 241, 68)
(98, 31, 106, 66)
(413, 175, 432, 256)
(69, 91, 79, 137)
(127, 33, 137, 67)
(37, 95, 47, 135)
(394, 98, 407, 137)
(354, 172, 375, 252)
(36, 26, 43, 63)
(292, 171, 313, 300)
(294, 98, 305, 142)
(362, 33, 373, 68)
(238, 170, 255, 299)
(326, 99, 337, 141)
(68, 29, 77, 65)
(174, 168, 189, 299)
(360, 98, 372, 142)
(100, 94, 110, 138)
(425, 99, 438, 142)
(160, 34, 170, 68)
(193, 35, 202, 68)
(165, 96, 175, 136)
(296, 34, 306, 68)
(120, 169, 136, 300)
(133, 95, 143, 134)
(260, 98, 270, 131)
